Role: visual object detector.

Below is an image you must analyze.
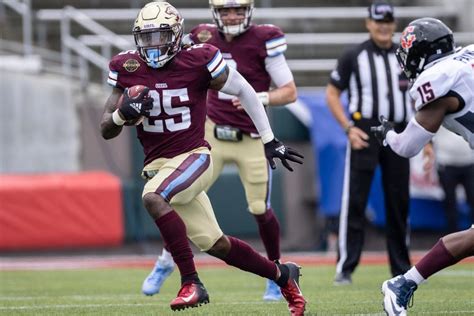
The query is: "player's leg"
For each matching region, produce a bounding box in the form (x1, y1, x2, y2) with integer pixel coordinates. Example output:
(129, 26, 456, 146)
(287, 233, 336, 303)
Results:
(141, 247, 174, 295)
(207, 234, 305, 315)
(236, 134, 282, 300)
(380, 147, 411, 276)
(411, 227, 474, 280)
(382, 227, 474, 316)
(141, 120, 226, 296)
(175, 188, 306, 315)
(142, 148, 213, 310)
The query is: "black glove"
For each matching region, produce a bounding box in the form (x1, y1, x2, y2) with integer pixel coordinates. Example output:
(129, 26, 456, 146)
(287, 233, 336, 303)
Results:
(264, 138, 304, 172)
(370, 115, 394, 145)
(119, 87, 154, 121)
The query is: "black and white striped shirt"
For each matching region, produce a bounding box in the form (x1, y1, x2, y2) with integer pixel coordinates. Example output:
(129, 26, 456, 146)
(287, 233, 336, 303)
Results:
(329, 39, 412, 123)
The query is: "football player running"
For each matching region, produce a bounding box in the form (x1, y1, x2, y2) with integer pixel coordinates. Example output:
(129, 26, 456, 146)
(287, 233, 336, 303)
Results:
(100, 2, 306, 315)
(142, 0, 297, 302)
(371, 18, 474, 316)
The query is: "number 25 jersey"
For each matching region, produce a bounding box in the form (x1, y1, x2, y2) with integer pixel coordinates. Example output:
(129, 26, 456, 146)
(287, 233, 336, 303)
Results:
(107, 44, 227, 165)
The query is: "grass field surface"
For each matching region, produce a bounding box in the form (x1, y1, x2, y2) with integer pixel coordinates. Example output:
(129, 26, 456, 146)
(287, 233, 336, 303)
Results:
(0, 258, 473, 315)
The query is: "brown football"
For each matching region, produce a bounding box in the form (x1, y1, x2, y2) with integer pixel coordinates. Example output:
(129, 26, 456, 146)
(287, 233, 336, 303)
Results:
(117, 85, 149, 126)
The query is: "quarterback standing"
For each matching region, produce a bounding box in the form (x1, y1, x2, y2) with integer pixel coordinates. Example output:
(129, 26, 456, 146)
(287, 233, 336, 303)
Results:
(100, 2, 306, 314)
(371, 18, 474, 315)
(142, 0, 297, 301)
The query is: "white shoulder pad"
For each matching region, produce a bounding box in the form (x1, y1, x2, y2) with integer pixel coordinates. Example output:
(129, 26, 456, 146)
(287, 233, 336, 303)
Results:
(410, 59, 463, 111)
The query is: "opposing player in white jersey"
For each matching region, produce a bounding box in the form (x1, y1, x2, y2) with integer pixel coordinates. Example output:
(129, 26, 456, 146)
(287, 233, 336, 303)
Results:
(371, 18, 474, 316)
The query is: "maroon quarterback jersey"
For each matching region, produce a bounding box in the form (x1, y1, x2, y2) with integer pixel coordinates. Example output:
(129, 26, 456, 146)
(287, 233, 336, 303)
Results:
(107, 44, 227, 165)
(190, 24, 287, 135)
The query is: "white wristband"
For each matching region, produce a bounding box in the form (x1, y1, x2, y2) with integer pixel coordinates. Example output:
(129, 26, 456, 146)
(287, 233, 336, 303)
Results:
(257, 92, 270, 106)
(112, 109, 126, 126)
(261, 132, 275, 144)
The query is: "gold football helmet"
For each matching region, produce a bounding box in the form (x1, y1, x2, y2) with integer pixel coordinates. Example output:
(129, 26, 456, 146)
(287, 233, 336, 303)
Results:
(133, 2, 184, 68)
(209, 0, 254, 36)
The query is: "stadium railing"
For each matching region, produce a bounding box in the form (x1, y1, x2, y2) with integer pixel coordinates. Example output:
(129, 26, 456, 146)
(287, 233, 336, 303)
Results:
(32, 5, 468, 88)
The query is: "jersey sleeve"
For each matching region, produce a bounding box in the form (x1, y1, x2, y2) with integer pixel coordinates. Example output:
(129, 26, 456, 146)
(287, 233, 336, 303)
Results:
(205, 46, 227, 79)
(107, 56, 122, 89)
(329, 47, 355, 91)
(186, 43, 227, 80)
(410, 62, 460, 111)
(107, 50, 143, 90)
(260, 24, 287, 58)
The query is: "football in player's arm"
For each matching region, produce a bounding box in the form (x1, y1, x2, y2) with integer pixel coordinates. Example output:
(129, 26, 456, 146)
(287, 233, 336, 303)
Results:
(373, 18, 474, 316)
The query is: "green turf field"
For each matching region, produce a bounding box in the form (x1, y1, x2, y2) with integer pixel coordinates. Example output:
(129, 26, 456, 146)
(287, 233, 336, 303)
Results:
(0, 264, 473, 315)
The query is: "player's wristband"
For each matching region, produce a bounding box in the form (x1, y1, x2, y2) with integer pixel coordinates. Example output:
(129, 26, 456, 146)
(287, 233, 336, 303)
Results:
(257, 92, 270, 106)
(112, 109, 126, 126)
(261, 131, 275, 144)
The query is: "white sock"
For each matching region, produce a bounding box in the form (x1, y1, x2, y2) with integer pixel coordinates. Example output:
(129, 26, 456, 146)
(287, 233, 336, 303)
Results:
(403, 267, 425, 285)
(159, 249, 173, 264)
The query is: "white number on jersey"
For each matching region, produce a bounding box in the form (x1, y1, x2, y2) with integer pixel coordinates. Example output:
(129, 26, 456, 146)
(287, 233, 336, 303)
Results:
(118, 50, 138, 55)
(143, 89, 191, 133)
(186, 43, 205, 51)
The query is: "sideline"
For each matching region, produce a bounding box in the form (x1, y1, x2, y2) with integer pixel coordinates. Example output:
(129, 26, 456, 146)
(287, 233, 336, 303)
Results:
(1, 251, 473, 271)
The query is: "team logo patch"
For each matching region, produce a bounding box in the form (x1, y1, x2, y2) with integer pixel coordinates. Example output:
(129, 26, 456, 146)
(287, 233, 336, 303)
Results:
(123, 59, 140, 72)
(165, 4, 182, 22)
(400, 26, 416, 49)
(197, 30, 212, 43)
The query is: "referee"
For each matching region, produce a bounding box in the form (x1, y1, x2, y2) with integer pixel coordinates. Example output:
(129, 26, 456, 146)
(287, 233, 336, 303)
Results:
(326, 1, 412, 285)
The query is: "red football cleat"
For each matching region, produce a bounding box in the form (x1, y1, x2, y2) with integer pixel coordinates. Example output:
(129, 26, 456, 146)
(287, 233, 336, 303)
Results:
(170, 281, 209, 311)
(280, 262, 306, 316)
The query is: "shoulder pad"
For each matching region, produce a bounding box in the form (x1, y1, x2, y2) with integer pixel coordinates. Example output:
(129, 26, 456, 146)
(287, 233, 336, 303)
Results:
(190, 24, 217, 44)
(109, 50, 140, 71)
(108, 50, 142, 88)
(254, 24, 286, 57)
(410, 59, 463, 111)
(183, 43, 226, 78)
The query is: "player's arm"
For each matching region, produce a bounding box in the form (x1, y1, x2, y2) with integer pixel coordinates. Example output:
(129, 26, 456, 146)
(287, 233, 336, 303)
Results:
(100, 86, 154, 139)
(261, 54, 297, 106)
(209, 66, 304, 171)
(100, 88, 124, 139)
(381, 96, 459, 158)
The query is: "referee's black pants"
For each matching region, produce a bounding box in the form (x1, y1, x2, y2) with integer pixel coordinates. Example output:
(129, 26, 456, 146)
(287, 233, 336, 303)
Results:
(336, 118, 411, 277)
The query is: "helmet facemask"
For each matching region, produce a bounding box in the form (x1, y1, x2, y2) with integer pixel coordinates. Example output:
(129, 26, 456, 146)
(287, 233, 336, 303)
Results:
(134, 23, 183, 68)
(396, 45, 423, 81)
(133, 2, 184, 69)
(210, 1, 254, 36)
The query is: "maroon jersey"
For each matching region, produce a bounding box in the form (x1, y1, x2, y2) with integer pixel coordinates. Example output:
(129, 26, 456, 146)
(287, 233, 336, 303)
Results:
(107, 44, 227, 165)
(190, 23, 287, 135)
